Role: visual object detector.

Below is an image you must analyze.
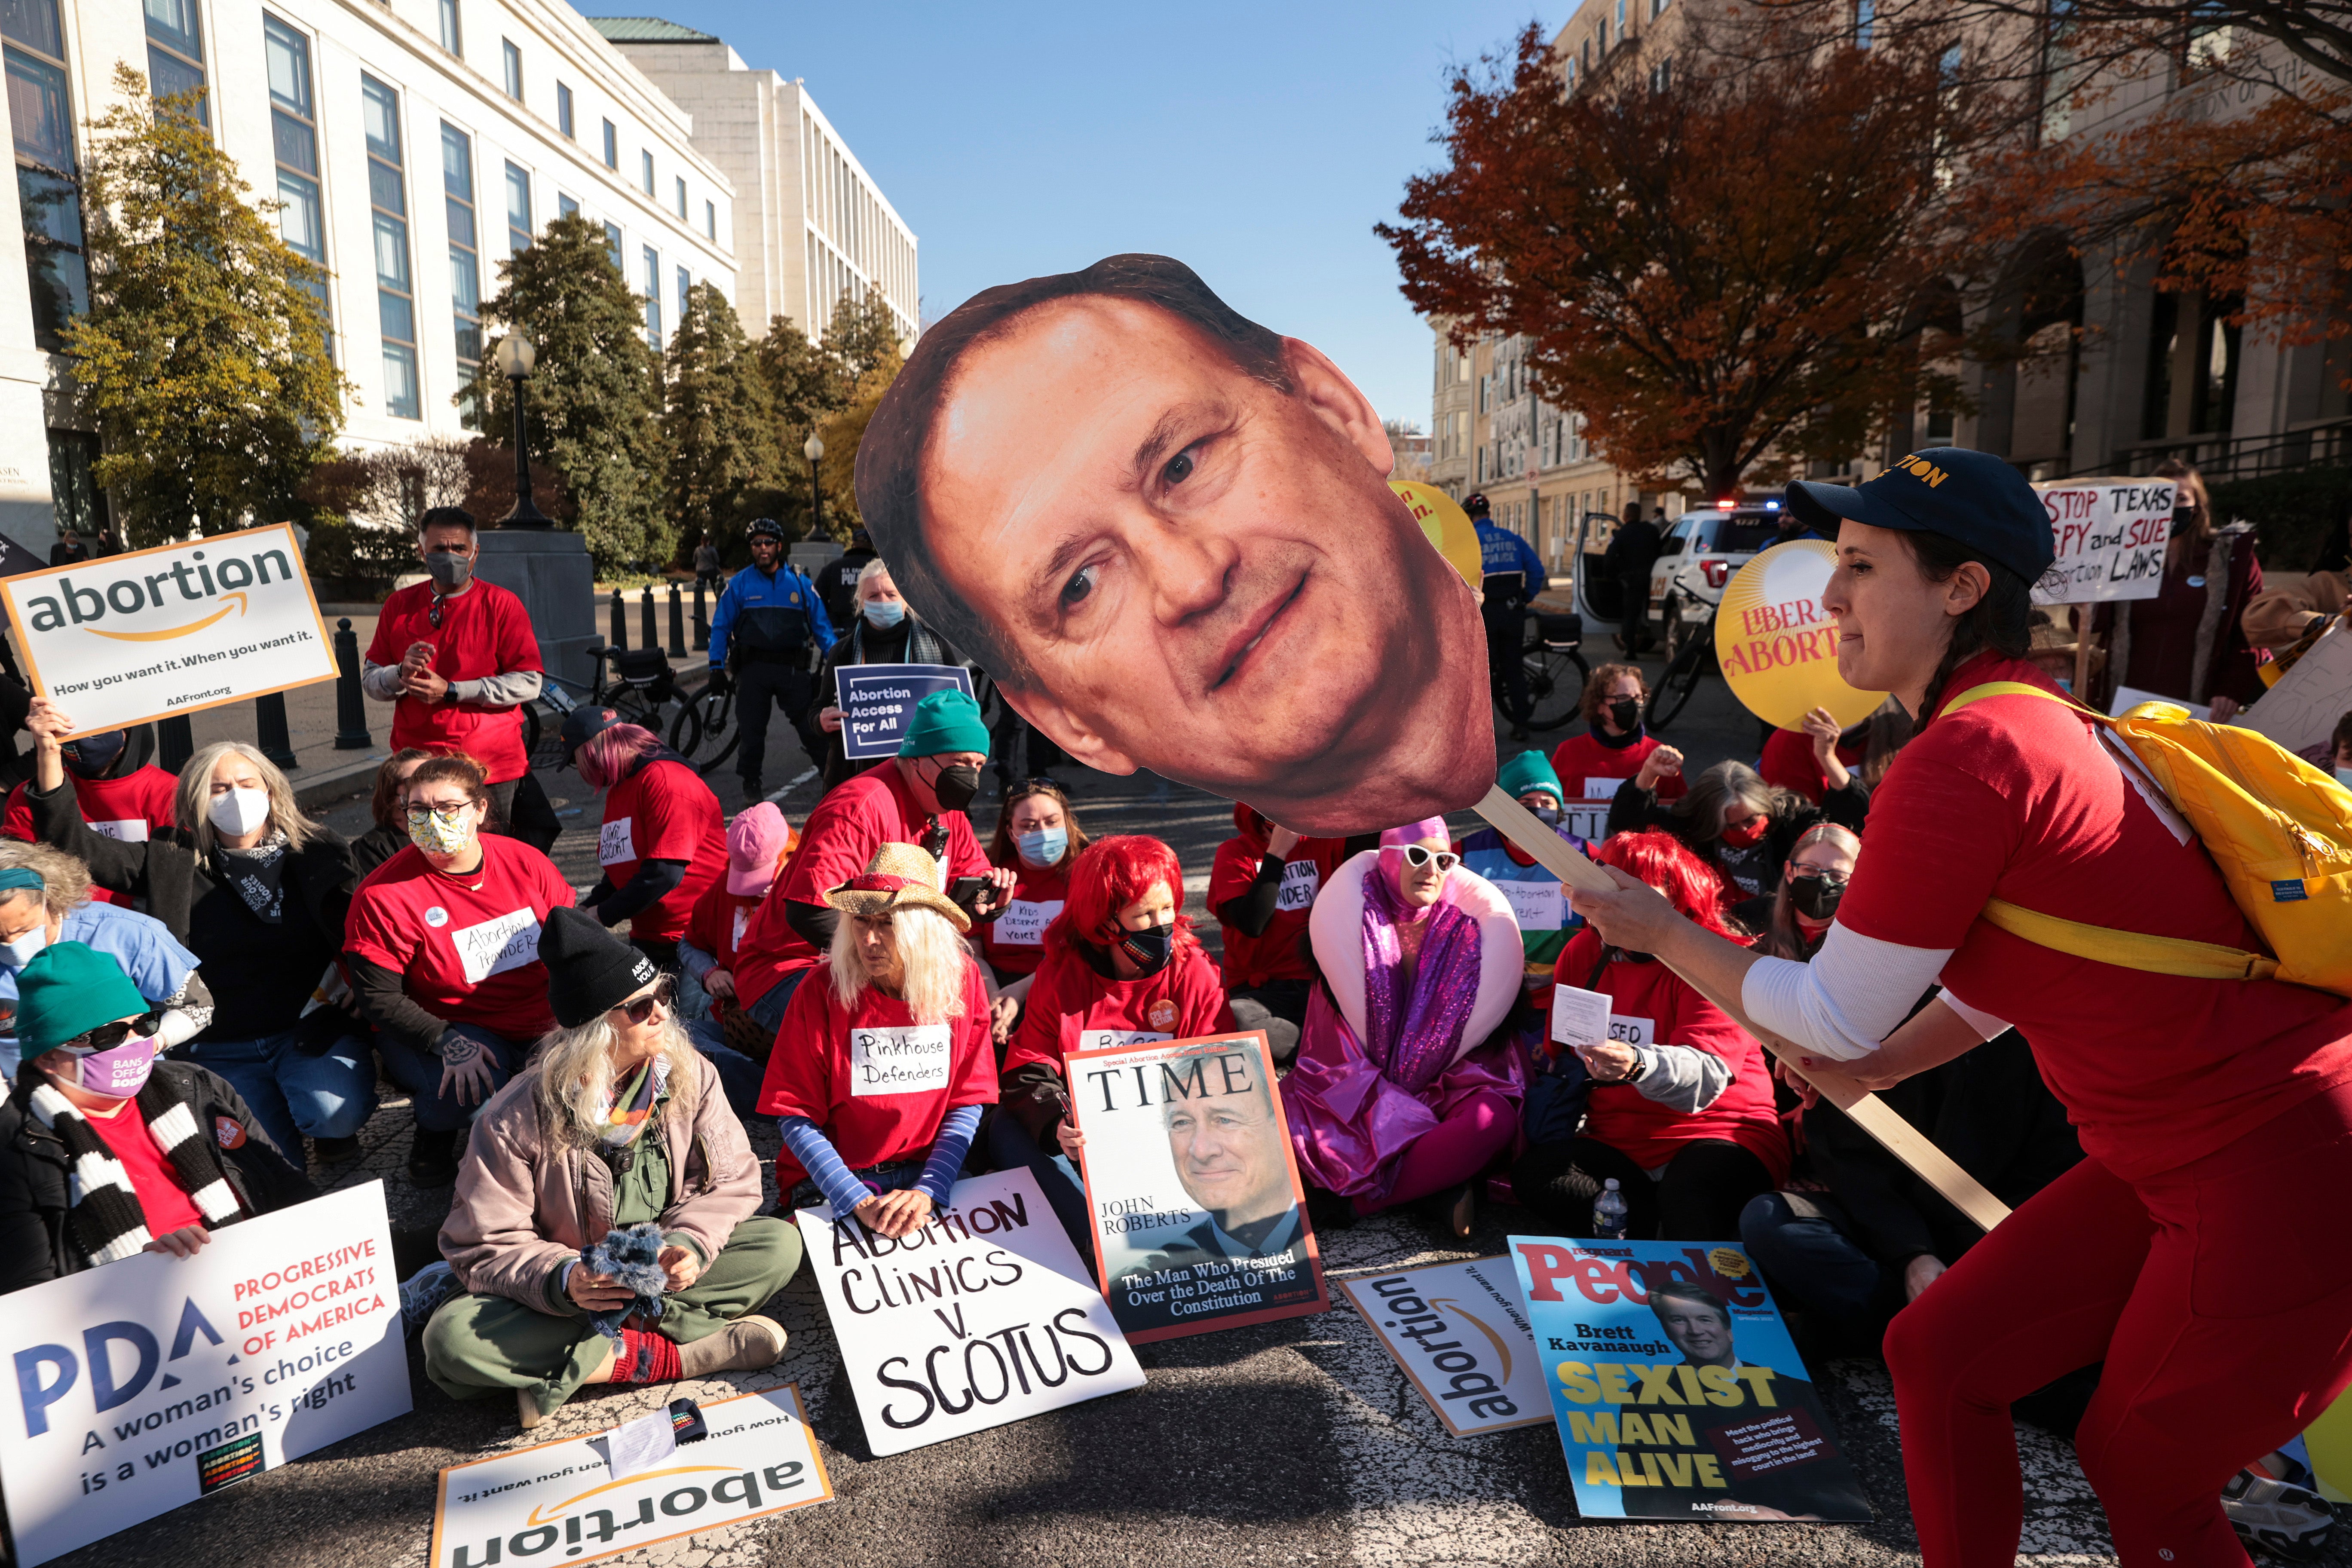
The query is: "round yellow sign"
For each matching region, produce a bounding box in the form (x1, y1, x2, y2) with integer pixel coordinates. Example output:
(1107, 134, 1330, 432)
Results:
(1708, 1247, 1752, 1280)
(1715, 539, 1887, 731)
(1389, 478, 1485, 594)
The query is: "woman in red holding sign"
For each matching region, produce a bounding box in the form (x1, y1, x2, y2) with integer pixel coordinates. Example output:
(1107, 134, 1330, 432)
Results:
(1569, 448, 2352, 1568)
(991, 835, 1234, 1258)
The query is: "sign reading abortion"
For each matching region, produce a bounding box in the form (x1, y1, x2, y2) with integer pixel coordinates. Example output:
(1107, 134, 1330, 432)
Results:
(0, 523, 336, 738)
(1713, 540, 1889, 732)
(1508, 1236, 1871, 1522)
(793, 1167, 1145, 1457)
(2029, 479, 2176, 606)
(1066, 1030, 1328, 1342)
(0, 1183, 410, 1566)
(835, 662, 976, 761)
(430, 1387, 833, 1568)
(1341, 1258, 1553, 1437)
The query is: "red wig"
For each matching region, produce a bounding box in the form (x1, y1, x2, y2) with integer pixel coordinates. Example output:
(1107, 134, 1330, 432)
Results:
(1045, 834, 1197, 957)
(1595, 830, 1737, 938)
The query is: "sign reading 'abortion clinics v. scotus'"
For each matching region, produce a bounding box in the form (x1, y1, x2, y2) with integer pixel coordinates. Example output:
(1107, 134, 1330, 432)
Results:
(0, 1183, 411, 1566)
(0, 523, 337, 737)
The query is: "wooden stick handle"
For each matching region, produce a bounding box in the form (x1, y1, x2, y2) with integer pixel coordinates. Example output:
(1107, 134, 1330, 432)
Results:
(1472, 784, 2011, 1233)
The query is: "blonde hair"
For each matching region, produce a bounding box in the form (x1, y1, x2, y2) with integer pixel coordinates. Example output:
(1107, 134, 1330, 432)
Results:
(828, 904, 969, 1024)
(179, 741, 321, 857)
(0, 840, 93, 922)
(855, 557, 895, 596)
(532, 1010, 704, 1148)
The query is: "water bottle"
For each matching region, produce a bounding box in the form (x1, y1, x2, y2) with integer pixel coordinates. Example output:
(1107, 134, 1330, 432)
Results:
(1593, 1178, 1629, 1240)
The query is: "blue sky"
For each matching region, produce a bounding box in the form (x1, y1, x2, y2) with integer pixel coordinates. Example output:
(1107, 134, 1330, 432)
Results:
(586, 3, 1558, 429)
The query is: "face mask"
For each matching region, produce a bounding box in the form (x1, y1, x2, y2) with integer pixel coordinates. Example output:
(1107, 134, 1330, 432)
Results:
(409, 805, 478, 856)
(1, 926, 46, 969)
(1533, 806, 1562, 827)
(2169, 510, 2198, 540)
(1016, 827, 1067, 868)
(1789, 873, 1846, 923)
(208, 785, 271, 838)
(2337, 766, 2352, 791)
(1720, 817, 1769, 849)
(1117, 921, 1174, 977)
(929, 763, 981, 813)
(1608, 697, 1641, 731)
(70, 1032, 157, 1100)
(863, 599, 906, 628)
(61, 730, 128, 780)
(425, 551, 473, 591)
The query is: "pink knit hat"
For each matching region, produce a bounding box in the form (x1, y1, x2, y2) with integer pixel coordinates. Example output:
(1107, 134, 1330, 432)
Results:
(726, 802, 796, 896)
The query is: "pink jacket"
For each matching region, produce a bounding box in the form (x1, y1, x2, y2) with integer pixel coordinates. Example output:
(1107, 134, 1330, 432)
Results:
(439, 1053, 763, 1307)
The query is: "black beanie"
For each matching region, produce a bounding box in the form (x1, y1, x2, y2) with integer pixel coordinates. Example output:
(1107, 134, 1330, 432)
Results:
(540, 906, 659, 1028)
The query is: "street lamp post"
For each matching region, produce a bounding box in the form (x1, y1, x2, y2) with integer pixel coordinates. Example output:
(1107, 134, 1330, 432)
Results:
(804, 432, 825, 540)
(494, 331, 552, 528)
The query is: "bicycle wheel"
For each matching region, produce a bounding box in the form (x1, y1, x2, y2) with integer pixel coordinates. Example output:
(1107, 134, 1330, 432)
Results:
(1648, 625, 1712, 731)
(668, 684, 706, 759)
(1522, 646, 1590, 732)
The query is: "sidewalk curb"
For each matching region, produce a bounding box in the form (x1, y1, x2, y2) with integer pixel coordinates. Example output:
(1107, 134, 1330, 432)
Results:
(291, 753, 386, 813)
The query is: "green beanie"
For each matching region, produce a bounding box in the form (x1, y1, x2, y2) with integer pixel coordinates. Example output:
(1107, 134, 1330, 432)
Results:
(897, 689, 991, 759)
(17, 941, 148, 1054)
(1497, 750, 1565, 805)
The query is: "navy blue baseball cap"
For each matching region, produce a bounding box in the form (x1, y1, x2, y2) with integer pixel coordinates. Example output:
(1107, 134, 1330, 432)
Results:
(557, 704, 625, 767)
(1784, 448, 2054, 586)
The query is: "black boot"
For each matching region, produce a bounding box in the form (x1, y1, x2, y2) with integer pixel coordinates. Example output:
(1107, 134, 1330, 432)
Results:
(312, 1133, 361, 1164)
(407, 1126, 460, 1187)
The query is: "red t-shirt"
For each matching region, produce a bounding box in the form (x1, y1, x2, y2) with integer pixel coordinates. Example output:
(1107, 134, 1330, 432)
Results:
(975, 859, 1069, 978)
(1003, 943, 1236, 1075)
(1758, 727, 1866, 805)
(683, 879, 763, 1017)
(1550, 730, 1687, 806)
(734, 762, 989, 1004)
(756, 957, 998, 1186)
(1838, 651, 2352, 1181)
(363, 579, 542, 783)
(1206, 806, 1349, 989)
(343, 834, 576, 1041)
(5, 768, 180, 905)
(88, 1100, 203, 1235)
(597, 758, 726, 943)
(1555, 928, 1788, 1180)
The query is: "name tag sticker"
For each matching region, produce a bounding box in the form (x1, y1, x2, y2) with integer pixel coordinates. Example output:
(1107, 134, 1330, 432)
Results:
(89, 819, 149, 842)
(731, 906, 750, 948)
(1075, 1029, 1172, 1052)
(599, 816, 637, 867)
(453, 906, 542, 985)
(848, 1023, 952, 1096)
(1499, 879, 1565, 931)
(994, 898, 1062, 947)
(1608, 1013, 1654, 1047)
(1275, 859, 1321, 913)
(1550, 983, 1610, 1047)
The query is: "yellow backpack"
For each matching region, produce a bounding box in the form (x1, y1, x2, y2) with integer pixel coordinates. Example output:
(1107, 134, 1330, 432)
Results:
(1939, 681, 2352, 997)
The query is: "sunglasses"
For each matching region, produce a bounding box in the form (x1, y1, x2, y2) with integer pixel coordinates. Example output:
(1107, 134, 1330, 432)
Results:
(63, 1019, 147, 1052)
(1394, 845, 1460, 873)
(428, 595, 445, 629)
(610, 975, 677, 1025)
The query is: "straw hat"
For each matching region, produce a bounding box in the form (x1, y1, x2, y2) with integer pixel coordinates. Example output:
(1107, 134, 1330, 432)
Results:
(822, 842, 970, 932)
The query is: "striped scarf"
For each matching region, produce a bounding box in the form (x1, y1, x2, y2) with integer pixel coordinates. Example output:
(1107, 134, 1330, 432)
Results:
(26, 1077, 246, 1265)
(599, 1056, 669, 1149)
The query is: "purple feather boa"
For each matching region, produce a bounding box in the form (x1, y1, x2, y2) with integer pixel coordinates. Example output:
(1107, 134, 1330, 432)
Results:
(1359, 863, 1485, 1094)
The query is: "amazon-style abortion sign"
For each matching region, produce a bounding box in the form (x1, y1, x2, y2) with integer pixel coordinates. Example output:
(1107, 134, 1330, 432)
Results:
(0, 522, 337, 738)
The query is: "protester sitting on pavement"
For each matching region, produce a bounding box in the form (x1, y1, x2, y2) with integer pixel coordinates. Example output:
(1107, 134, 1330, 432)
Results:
(361, 506, 559, 851)
(344, 753, 576, 1188)
(351, 749, 435, 882)
(758, 843, 998, 1240)
(1286, 821, 1526, 1237)
(813, 559, 977, 793)
(2, 725, 178, 909)
(1209, 803, 1346, 1062)
(995, 835, 1236, 1256)
(676, 802, 794, 1121)
(1455, 750, 1589, 992)
(0, 841, 210, 1081)
(1608, 755, 1864, 903)
(976, 778, 1089, 1041)
(732, 690, 1012, 1037)
(706, 516, 836, 801)
(0, 940, 312, 1295)
(1513, 830, 1788, 1241)
(426, 907, 799, 1430)
(1735, 823, 1861, 956)
(1550, 662, 1685, 813)
(561, 710, 726, 973)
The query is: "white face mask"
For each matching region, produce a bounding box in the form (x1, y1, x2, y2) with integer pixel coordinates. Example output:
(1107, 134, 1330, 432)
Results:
(2337, 766, 2352, 792)
(208, 785, 271, 838)
(0, 926, 46, 969)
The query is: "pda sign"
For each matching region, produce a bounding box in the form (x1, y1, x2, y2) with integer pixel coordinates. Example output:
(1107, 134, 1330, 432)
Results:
(836, 663, 976, 761)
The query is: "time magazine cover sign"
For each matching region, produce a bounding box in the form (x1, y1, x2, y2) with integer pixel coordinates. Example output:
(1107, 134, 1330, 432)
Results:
(1066, 1030, 1329, 1343)
(1507, 1237, 1871, 1522)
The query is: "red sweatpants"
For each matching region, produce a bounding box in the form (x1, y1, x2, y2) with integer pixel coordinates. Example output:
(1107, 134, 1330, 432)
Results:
(1885, 1080, 2352, 1567)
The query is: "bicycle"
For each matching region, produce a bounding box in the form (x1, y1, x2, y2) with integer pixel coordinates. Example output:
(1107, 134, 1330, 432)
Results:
(1492, 609, 1592, 735)
(1647, 605, 1717, 731)
(522, 644, 689, 771)
(669, 671, 737, 774)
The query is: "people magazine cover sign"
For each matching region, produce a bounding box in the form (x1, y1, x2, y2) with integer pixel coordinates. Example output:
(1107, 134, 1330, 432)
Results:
(1064, 1030, 1329, 1342)
(1507, 1236, 1872, 1522)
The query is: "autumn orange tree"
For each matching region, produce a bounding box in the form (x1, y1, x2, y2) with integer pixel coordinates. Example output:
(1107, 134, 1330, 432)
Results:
(1381, 23, 1999, 496)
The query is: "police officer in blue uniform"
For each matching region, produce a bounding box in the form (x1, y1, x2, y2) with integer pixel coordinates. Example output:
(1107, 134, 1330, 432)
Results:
(1468, 493, 1550, 741)
(707, 518, 836, 798)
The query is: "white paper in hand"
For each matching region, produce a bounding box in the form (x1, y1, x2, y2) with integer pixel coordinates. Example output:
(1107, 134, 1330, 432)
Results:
(597, 1407, 678, 1480)
(1550, 983, 1611, 1047)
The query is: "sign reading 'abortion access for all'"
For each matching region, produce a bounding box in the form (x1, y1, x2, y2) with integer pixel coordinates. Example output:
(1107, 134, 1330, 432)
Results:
(836, 662, 976, 761)
(0, 523, 337, 737)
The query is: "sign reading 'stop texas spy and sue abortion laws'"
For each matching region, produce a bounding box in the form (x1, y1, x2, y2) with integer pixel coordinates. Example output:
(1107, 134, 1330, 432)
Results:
(0, 523, 337, 738)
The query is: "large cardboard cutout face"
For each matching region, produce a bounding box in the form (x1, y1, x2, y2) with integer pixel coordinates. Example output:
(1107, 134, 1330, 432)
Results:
(856, 254, 1494, 834)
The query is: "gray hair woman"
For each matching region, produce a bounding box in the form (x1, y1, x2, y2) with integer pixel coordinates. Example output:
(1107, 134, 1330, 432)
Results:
(1605, 756, 1866, 904)
(428, 907, 802, 1430)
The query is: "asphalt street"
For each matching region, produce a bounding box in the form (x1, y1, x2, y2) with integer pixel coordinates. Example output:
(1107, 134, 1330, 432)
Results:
(35, 648, 2345, 1568)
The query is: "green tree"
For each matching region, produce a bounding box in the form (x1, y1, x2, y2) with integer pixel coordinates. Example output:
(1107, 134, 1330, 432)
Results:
(65, 67, 348, 544)
(663, 281, 782, 566)
(755, 292, 908, 540)
(472, 214, 668, 572)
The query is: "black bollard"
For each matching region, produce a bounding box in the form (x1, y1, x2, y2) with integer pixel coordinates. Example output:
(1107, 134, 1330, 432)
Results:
(692, 580, 708, 651)
(158, 713, 193, 774)
(668, 582, 686, 658)
(333, 617, 371, 748)
(609, 588, 627, 651)
(640, 584, 656, 651)
(254, 691, 298, 769)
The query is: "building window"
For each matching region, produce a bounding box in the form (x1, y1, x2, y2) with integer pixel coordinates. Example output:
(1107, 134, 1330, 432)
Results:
(263, 15, 328, 342)
(145, 0, 208, 122)
(1650, 56, 1672, 92)
(47, 429, 108, 538)
(504, 160, 530, 256)
(441, 123, 481, 409)
(557, 81, 573, 138)
(5, 0, 88, 347)
(1855, 0, 1874, 48)
(674, 175, 686, 220)
(603, 220, 622, 270)
(640, 149, 654, 196)
(675, 264, 689, 324)
(557, 192, 577, 219)
(501, 38, 521, 100)
(363, 75, 419, 420)
(704, 198, 716, 240)
(601, 117, 617, 168)
(642, 245, 660, 345)
(437, 0, 459, 55)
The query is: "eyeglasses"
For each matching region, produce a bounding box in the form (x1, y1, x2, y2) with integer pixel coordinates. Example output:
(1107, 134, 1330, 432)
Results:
(610, 975, 677, 1025)
(1789, 869, 1850, 888)
(63, 1019, 145, 1052)
(404, 802, 473, 825)
(1395, 845, 1460, 873)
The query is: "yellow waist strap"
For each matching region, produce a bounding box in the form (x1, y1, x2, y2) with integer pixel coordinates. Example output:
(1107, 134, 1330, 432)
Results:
(1981, 899, 2278, 983)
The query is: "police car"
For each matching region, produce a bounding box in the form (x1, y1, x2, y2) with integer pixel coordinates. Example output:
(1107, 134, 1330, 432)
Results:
(1647, 502, 1783, 662)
